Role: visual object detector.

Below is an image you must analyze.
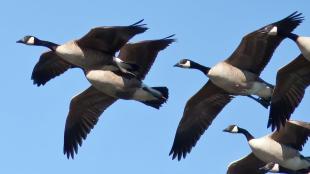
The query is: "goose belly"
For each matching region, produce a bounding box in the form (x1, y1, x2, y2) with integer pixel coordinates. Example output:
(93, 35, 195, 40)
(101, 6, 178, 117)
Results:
(208, 62, 252, 94)
(297, 37, 310, 61)
(55, 41, 111, 68)
(249, 138, 310, 170)
(86, 70, 141, 99)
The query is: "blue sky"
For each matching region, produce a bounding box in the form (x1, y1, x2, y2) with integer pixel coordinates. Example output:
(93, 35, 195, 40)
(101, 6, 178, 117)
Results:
(1, 0, 310, 173)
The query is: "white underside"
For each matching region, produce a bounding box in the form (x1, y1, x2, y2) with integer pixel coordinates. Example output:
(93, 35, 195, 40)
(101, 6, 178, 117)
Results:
(249, 137, 310, 170)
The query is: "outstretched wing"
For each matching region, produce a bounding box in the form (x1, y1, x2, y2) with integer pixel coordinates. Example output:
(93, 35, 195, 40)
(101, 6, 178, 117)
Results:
(270, 120, 310, 151)
(169, 81, 233, 160)
(118, 35, 175, 79)
(227, 153, 266, 174)
(63, 86, 117, 159)
(32, 51, 74, 86)
(77, 20, 148, 55)
(268, 54, 310, 130)
(226, 12, 303, 75)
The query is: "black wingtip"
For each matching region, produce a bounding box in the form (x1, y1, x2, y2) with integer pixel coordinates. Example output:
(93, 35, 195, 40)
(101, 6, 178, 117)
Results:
(162, 34, 177, 42)
(131, 19, 146, 26)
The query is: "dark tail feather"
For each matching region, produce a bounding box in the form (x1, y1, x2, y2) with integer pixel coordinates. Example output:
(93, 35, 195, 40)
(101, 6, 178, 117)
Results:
(152, 87, 169, 100)
(140, 87, 169, 109)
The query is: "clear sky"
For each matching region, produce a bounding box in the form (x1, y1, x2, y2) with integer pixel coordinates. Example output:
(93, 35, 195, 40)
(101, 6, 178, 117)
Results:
(1, 0, 310, 173)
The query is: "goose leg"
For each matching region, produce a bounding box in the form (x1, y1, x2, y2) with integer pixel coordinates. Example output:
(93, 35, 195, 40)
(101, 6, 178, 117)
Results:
(247, 95, 270, 109)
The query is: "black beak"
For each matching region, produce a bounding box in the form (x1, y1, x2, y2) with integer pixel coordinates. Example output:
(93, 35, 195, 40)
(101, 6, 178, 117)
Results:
(173, 63, 180, 67)
(16, 39, 23, 43)
(223, 128, 230, 132)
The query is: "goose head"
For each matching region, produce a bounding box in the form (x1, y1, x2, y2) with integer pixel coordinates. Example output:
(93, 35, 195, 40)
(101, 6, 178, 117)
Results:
(223, 125, 240, 133)
(174, 59, 210, 75)
(174, 59, 193, 68)
(223, 124, 254, 141)
(17, 35, 39, 45)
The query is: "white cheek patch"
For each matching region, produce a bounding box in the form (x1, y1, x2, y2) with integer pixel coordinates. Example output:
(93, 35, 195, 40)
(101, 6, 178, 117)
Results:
(232, 126, 238, 133)
(27, 37, 35, 44)
(183, 61, 191, 68)
(268, 26, 278, 36)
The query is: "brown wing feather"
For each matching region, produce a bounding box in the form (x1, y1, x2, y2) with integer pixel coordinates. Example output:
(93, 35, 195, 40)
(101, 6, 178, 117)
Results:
(77, 20, 148, 55)
(270, 120, 310, 151)
(227, 153, 266, 174)
(226, 12, 303, 75)
(63, 86, 117, 159)
(31, 51, 74, 86)
(118, 35, 175, 80)
(169, 81, 233, 160)
(268, 55, 310, 130)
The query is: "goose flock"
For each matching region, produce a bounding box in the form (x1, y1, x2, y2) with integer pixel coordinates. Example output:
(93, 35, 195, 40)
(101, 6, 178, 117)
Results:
(17, 11, 310, 173)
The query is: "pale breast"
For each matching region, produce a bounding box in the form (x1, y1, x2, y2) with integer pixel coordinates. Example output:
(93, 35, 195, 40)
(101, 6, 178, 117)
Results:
(86, 70, 141, 98)
(207, 62, 257, 94)
(249, 137, 310, 170)
(55, 41, 112, 68)
(249, 137, 284, 163)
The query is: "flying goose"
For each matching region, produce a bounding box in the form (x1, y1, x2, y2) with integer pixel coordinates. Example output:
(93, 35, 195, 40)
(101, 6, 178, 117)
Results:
(17, 20, 147, 86)
(224, 120, 310, 174)
(259, 162, 310, 173)
(268, 54, 310, 131)
(268, 32, 310, 130)
(63, 36, 175, 159)
(169, 12, 303, 160)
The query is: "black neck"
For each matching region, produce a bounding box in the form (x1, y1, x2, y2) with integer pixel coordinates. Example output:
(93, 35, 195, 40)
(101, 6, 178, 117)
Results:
(36, 39, 59, 51)
(239, 128, 254, 141)
(287, 33, 299, 42)
(191, 61, 210, 75)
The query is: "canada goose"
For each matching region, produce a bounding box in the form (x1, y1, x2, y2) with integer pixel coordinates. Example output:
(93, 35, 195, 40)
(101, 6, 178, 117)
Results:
(259, 162, 310, 173)
(63, 36, 175, 159)
(268, 54, 310, 131)
(169, 12, 303, 160)
(224, 120, 310, 174)
(17, 20, 147, 86)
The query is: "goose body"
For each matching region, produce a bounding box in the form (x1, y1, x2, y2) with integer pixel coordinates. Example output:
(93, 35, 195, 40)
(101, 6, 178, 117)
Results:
(169, 12, 304, 160)
(224, 120, 310, 173)
(208, 61, 272, 98)
(86, 69, 158, 101)
(249, 137, 310, 170)
(17, 20, 147, 86)
(61, 36, 175, 159)
(55, 40, 112, 68)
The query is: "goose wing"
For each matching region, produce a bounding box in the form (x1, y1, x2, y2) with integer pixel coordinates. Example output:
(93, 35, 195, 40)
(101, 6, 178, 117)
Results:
(226, 12, 303, 75)
(32, 51, 74, 86)
(169, 81, 233, 160)
(77, 20, 147, 55)
(270, 120, 310, 151)
(227, 153, 266, 174)
(63, 86, 117, 159)
(117, 35, 175, 80)
(268, 55, 310, 130)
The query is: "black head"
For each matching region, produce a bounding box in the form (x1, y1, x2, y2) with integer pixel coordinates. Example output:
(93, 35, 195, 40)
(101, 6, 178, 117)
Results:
(174, 59, 193, 68)
(16, 35, 38, 45)
(223, 125, 240, 133)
